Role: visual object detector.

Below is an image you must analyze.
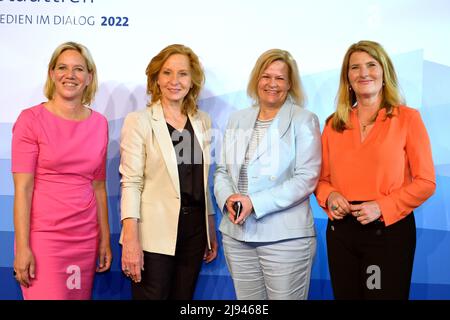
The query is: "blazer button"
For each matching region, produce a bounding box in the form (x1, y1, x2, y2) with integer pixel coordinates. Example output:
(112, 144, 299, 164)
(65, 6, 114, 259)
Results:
(331, 225, 335, 231)
(270, 176, 276, 181)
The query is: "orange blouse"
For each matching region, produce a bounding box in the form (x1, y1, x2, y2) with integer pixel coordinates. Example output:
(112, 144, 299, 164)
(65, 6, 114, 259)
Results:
(315, 105, 436, 226)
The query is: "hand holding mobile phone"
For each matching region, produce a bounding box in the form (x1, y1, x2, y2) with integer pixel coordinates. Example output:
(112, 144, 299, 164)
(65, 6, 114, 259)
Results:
(233, 201, 242, 221)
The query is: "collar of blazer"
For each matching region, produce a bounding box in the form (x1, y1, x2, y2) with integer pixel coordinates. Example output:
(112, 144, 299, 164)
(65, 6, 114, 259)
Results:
(147, 100, 206, 196)
(243, 98, 295, 164)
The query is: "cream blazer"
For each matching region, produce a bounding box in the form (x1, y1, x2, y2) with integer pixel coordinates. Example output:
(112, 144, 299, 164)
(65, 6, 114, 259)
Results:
(119, 101, 214, 256)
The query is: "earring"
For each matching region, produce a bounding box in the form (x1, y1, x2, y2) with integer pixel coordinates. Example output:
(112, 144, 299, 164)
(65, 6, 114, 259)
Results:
(349, 86, 352, 91)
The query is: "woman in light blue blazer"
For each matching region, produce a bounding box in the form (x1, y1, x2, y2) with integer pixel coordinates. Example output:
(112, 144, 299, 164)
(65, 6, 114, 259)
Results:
(214, 49, 321, 300)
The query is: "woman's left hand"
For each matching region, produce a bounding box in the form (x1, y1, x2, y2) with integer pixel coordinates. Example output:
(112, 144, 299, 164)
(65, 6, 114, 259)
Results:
(204, 237, 218, 263)
(96, 240, 112, 272)
(350, 201, 382, 225)
(226, 194, 253, 225)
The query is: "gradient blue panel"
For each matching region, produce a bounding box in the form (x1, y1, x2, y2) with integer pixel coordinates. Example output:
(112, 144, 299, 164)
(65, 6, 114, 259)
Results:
(92, 271, 131, 300)
(311, 194, 330, 220)
(422, 60, 450, 167)
(0, 196, 14, 231)
(414, 176, 450, 231)
(303, 69, 339, 124)
(194, 275, 236, 300)
(106, 156, 121, 197)
(392, 50, 423, 108)
(0, 231, 14, 267)
(308, 279, 333, 300)
(107, 194, 122, 235)
(413, 227, 450, 285)
(410, 283, 450, 300)
(198, 91, 251, 132)
(107, 118, 124, 160)
(0, 160, 13, 196)
(436, 165, 450, 177)
(108, 233, 125, 272)
(310, 218, 331, 282)
(310, 197, 334, 282)
(423, 61, 450, 108)
(421, 104, 450, 167)
(0, 123, 12, 159)
(0, 268, 22, 300)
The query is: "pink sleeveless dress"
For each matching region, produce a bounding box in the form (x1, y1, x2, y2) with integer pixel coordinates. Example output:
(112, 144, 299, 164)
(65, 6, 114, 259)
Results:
(12, 103, 108, 300)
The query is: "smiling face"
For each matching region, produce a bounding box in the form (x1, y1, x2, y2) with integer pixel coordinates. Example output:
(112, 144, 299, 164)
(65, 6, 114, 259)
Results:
(348, 51, 384, 101)
(157, 53, 192, 106)
(257, 60, 291, 110)
(50, 49, 92, 103)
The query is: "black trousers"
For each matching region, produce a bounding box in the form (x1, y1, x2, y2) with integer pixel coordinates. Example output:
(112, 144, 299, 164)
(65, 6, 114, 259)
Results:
(132, 207, 206, 300)
(326, 213, 416, 300)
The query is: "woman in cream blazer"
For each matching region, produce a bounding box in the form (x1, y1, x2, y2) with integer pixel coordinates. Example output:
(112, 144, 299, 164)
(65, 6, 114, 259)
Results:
(119, 44, 217, 300)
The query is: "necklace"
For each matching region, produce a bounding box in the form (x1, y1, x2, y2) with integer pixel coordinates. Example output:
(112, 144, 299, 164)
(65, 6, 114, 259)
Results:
(360, 120, 374, 133)
(356, 104, 378, 136)
(361, 122, 368, 132)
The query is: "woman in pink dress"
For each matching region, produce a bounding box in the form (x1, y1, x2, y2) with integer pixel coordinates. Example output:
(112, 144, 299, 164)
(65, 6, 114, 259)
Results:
(11, 42, 112, 299)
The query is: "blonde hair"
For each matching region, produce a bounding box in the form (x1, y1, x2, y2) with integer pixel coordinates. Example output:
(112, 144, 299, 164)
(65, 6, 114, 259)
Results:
(247, 49, 305, 107)
(146, 44, 204, 115)
(331, 40, 404, 132)
(44, 41, 98, 105)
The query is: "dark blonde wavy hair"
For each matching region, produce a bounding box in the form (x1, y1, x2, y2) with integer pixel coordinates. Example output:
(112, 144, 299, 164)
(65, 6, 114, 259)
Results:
(331, 40, 404, 132)
(247, 48, 305, 107)
(44, 41, 98, 106)
(146, 44, 204, 115)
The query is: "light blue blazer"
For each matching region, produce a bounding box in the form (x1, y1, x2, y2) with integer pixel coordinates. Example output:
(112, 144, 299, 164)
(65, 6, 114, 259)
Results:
(214, 99, 322, 242)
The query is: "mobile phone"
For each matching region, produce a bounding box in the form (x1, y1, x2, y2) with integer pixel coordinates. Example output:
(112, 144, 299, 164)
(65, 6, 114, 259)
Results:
(233, 201, 242, 221)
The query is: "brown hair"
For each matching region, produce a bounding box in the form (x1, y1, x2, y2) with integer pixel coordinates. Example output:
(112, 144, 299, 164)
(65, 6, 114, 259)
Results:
(146, 44, 205, 115)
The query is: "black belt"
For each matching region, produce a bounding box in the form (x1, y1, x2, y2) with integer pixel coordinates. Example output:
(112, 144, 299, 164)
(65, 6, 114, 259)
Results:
(180, 206, 203, 215)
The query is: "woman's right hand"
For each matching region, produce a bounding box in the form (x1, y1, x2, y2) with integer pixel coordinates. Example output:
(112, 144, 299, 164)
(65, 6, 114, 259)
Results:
(121, 218, 144, 283)
(327, 191, 351, 219)
(14, 246, 35, 288)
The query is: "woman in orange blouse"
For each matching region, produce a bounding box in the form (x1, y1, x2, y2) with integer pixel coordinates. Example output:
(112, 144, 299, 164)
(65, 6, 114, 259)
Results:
(315, 40, 435, 300)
